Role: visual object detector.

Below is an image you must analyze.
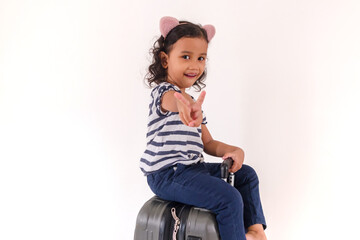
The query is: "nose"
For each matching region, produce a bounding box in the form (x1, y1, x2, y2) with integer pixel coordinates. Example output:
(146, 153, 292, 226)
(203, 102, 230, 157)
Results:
(188, 59, 201, 70)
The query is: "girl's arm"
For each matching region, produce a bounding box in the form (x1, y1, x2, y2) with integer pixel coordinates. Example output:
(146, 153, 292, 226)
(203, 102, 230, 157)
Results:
(201, 124, 245, 173)
(161, 90, 179, 111)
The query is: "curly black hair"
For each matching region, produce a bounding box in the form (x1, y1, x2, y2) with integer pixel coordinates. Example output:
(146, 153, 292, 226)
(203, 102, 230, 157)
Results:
(145, 21, 209, 91)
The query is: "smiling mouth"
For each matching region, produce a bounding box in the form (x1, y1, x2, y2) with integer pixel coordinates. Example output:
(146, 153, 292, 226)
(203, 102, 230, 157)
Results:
(184, 73, 198, 78)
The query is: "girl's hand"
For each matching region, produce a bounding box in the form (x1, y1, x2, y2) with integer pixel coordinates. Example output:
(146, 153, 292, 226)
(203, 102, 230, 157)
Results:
(174, 91, 206, 127)
(222, 148, 245, 173)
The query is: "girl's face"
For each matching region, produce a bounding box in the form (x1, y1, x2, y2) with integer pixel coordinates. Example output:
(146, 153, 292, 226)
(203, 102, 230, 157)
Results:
(161, 37, 208, 91)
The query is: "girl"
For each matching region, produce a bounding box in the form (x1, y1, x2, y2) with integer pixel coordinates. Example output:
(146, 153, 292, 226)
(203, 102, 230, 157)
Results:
(140, 16, 267, 240)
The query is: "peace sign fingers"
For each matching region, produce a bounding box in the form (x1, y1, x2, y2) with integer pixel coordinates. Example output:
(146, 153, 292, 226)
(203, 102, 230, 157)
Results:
(195, 91, 206, 107)
(174, 92, 192, 126)
(174, 92, 191, 108)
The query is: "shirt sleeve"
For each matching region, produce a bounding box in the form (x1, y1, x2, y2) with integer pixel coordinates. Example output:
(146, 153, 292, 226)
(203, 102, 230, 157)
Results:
(202, 111, 208, 125)
(152, 82, 182, 117)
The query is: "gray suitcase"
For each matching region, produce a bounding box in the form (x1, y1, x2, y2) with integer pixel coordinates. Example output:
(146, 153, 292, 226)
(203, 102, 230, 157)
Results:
(134, 159, 234, 240)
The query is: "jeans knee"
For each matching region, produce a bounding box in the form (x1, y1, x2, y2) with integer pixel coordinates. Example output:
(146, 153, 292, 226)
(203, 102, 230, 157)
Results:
(219, 187, 243, 211)
(239, 164, 259, 184)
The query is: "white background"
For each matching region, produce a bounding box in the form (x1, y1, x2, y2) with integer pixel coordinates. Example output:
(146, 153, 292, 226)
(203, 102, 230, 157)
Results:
(1, 0, 360, 239)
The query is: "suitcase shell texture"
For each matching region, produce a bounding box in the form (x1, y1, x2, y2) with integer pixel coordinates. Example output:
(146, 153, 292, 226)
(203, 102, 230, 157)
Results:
(134, 196, 220, 240)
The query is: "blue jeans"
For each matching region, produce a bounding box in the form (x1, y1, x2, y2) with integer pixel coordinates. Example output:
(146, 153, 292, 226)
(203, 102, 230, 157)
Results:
(147, 162, 267, 240)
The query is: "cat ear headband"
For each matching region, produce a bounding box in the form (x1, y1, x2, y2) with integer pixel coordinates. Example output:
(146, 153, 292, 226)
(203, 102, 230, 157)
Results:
(160, 16, 216, 42)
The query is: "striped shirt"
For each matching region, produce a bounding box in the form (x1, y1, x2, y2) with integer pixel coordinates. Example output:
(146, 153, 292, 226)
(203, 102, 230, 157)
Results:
(140, 82, 207, 175)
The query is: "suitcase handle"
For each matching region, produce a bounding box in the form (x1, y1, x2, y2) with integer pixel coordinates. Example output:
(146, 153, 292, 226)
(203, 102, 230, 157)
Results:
(220, 158, 235, 186)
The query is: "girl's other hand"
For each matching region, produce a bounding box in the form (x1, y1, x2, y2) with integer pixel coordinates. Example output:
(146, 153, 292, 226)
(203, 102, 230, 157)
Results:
(174, 91, 206, 127)
(222, 148, 245, 173)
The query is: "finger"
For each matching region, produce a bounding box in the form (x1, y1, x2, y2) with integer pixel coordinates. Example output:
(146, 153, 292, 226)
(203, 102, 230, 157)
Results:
(195, 118, 203, 127)
(179, 112, 189, 126)
(222, 153, 233, 160)
(188, 121, 196, 127)
(229, 159, 239, 172)
(195, 91, 206, 106)
(231, 167, 238, 173)
(190, 104, 203, 121)
(230, 163, 242, 173)
(179, 107, 193, 126)
(182, 109, 193, 126)
(176, 99, 192, 117)
(188, 118, 201, 127)
(222, 154, 237, 172)
(191, 109, 200, 120)
(174, 92, 191, 108)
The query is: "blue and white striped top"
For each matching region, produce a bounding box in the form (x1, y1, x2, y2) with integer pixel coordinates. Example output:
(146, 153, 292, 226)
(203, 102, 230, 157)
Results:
(140, 82, 207, 175)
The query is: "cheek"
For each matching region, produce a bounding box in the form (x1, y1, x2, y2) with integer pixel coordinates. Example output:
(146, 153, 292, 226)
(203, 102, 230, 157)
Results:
(168, 66, 181, 77)
(200, 63, 206, 72)
(170, 65, 183, 74)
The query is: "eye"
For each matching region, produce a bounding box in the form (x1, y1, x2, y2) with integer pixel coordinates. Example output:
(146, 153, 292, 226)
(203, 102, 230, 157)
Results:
(198, 56, 206, 61)
(182, 55, 190, 60)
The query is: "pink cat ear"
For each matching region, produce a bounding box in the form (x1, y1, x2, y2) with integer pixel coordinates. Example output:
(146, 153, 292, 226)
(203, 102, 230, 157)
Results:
(160, 16, 180, 38)
(203, 24, 216, 42)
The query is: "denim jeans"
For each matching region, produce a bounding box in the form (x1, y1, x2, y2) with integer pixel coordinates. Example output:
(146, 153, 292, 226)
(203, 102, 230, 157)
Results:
(147, 161, 267, 240)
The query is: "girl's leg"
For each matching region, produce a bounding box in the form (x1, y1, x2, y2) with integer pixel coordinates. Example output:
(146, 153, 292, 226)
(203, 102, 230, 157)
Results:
(147, 162, 247, 240)
(246, 224, 267, 240)
(204, 163, 267, 231)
